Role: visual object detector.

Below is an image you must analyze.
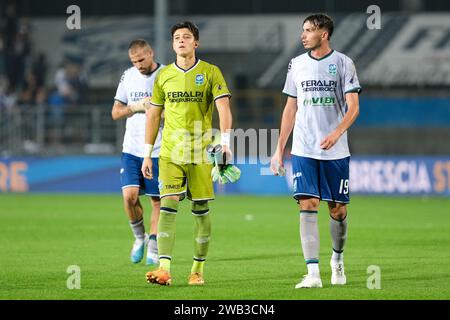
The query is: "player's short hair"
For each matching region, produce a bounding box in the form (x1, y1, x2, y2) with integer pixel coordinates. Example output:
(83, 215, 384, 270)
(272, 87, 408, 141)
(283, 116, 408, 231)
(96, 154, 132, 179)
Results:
(128, 39, 152, 52)
(303, 13, 334, 39)
(171, 21, 199, 41)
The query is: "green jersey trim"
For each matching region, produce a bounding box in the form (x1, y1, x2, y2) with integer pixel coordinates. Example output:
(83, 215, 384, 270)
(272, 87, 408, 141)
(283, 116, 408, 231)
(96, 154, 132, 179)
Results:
(282, 92, 297, 98)
(308, 49, 335, 61)
(345, 86, 362, 94)
(115, 98, 127, 105)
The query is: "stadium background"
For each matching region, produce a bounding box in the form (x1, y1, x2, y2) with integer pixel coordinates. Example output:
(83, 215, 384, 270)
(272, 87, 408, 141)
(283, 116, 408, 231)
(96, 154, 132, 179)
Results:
(0, 0, 449, 301)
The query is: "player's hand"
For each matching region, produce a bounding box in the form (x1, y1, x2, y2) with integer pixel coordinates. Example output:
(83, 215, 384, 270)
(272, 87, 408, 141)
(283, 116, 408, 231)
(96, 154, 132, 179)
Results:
(130, 97, 152, 114)
(221, 144, 233, 165)
(320, 130, 341, 150)
(141, 157, 153, 180)
(270, 151, 286, 176)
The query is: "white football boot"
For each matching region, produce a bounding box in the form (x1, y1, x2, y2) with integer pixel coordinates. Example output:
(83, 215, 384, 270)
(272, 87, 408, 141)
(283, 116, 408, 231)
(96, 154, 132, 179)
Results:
(295, 274, 323, 288)
(330, 260, 346, 285)
(130, 236, 147, 264)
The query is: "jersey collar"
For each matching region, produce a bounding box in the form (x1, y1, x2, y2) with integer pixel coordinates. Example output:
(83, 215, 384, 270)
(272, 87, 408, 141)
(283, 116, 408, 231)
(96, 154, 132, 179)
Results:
(140, 63, 161, 78)
(308, 49, 334, 61)
(174, 58, 200, 73)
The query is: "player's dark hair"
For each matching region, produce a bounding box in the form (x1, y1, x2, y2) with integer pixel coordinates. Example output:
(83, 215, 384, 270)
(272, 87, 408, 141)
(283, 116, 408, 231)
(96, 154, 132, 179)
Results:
(128, 39, 151, 51)
(303, 13, 334, 39)
(171, 21, 200, 41)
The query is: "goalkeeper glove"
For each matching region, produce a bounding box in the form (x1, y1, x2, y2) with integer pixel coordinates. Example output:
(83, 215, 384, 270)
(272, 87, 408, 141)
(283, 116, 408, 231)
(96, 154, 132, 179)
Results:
(207, 144, 241, 184)
(221, 164, 241, 183)
(211, 164, 241, 184)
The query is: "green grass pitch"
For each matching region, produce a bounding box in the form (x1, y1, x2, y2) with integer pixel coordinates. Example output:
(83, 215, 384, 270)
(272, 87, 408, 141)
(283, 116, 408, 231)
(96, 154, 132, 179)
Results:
(0, 194, 449, 300)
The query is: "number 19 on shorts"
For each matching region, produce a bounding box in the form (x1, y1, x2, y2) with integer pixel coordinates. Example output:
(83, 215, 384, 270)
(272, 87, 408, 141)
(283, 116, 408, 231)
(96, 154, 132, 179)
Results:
(339, 179, 349, 194)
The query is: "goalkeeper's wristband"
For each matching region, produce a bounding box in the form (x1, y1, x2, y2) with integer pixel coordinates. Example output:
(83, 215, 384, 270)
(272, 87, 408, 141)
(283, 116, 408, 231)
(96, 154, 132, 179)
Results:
(221, 132, 231, 147)
(144, 144, 153, 158)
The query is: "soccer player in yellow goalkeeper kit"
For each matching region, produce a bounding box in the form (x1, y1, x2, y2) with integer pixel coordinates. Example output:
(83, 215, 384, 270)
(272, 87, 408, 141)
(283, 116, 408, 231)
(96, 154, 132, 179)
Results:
(141, 21, 233, 286)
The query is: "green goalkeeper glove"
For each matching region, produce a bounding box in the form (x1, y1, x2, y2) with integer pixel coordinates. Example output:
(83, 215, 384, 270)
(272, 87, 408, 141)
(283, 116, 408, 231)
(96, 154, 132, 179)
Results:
(207, 144, 241, 184)
(221, 164, 241, 183)
(211, 164, 240, 184)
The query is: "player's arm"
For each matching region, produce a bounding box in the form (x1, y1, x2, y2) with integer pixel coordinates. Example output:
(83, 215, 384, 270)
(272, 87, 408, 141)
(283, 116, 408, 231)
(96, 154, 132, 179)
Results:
(270, 96, 297, 175)
(111, 98, 152, 120)
(213, 96, 241, 184)
(141, 105, 163, 179)
(111, 100, 133, 120)
(320, 92, 359, 150)
(215, 96, 233, 157)
(211, 65, 233, 159)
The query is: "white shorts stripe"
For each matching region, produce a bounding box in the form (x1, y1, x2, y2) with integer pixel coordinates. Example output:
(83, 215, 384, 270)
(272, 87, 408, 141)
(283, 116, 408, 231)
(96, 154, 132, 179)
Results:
(122, 185, 140, 190)
(293, 192, 320, 199)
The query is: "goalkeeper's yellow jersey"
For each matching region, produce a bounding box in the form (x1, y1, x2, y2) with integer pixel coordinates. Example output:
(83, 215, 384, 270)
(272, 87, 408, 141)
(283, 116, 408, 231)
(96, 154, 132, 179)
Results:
(150, 59, 231, 164)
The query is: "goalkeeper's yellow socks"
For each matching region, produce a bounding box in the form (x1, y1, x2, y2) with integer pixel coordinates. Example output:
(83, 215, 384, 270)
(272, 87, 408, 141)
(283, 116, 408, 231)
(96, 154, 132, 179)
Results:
(157, 198, 179, 271)
(191, 259, 205, 274)
(159, 258, 171, 271)
(192, 201, 211, 271)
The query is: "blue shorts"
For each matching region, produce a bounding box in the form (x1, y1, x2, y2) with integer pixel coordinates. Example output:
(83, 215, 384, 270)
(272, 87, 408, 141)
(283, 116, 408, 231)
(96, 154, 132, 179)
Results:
(292, 155, 350, 203)
(120, 153, 160, 197)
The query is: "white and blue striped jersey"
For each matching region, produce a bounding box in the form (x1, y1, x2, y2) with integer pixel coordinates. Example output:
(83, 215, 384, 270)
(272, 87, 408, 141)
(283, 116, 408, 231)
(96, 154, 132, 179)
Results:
(283, 50, 361, 160)
(114, 64, 164, 158)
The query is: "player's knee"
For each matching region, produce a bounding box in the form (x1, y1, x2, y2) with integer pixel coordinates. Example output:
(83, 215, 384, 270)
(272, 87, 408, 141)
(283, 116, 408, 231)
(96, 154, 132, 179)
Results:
(329, 203, 347, 221)
(298, 197, 320, 211)
(192, 201, 209, 215)
(123, 192, 139, 207)
(160, 196, 179, 213)
(151, 196, 161, 210)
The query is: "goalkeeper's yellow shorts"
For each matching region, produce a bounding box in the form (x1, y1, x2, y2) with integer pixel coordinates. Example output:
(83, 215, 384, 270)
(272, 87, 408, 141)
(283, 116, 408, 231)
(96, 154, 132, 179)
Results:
(158, 156, 214, 201)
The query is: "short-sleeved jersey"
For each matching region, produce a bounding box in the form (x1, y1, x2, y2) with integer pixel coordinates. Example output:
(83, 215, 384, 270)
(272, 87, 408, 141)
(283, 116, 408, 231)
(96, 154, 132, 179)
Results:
(114, 64, 164, 158)
(283, 50, 361, 160)
(151, 59, 231, 164)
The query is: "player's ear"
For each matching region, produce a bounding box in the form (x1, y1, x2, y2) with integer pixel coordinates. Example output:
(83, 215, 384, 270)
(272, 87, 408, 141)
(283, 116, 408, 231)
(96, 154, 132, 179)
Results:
(194, 40, 199, 48)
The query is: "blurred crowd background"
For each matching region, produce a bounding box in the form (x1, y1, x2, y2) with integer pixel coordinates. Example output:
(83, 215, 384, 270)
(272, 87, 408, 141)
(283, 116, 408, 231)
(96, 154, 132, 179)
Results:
(1, 0, 449, 158)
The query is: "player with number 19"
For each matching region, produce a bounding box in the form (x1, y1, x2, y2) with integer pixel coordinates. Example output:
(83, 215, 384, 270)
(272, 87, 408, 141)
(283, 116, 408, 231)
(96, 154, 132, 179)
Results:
(271, 13, 361, 288)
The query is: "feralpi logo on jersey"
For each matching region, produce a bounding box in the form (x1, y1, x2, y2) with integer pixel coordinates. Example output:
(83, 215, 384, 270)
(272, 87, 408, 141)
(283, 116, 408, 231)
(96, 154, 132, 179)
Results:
(130, 91, 151, 101)
(167, 91, 204, 103)
(301, 80, 337, 92)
